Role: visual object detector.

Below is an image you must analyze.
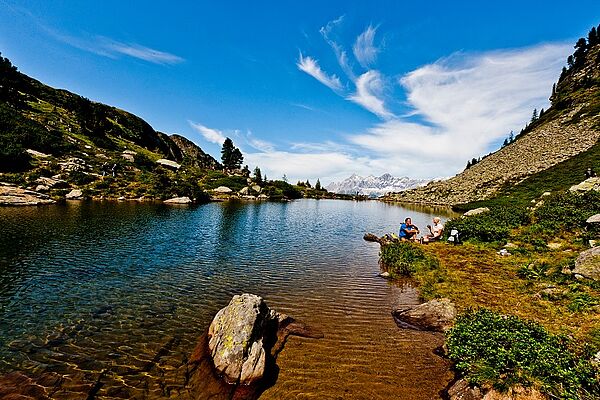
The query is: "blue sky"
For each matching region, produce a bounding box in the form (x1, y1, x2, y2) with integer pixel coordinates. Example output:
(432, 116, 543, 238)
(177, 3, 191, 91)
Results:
(1, 1, 599, 184)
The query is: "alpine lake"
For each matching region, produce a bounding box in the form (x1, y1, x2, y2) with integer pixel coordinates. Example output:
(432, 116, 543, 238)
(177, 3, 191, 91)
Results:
(0, 199, 458, 399)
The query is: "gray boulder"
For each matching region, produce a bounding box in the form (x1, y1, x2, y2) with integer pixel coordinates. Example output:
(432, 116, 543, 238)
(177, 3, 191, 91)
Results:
(572, 246, 600, 281)
(586, 213, 600, 224)
(187, 293, 323, 399)
(392, 298, 456, 332)
(463, 207, 489, 217)
(65, 189, 83, 199)
(164, 196, 192, 204)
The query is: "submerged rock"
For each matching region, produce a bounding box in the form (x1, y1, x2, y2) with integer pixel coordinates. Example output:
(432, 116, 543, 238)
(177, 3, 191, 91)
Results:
(572, 246, 600, 281)
(393, 298, 456, 332)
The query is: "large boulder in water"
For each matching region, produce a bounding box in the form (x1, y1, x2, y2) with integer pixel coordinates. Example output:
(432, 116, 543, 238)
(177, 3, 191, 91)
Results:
(208, 294, 272, 385)
(572, 246, 600, 281)
(393, 298, 456, 332)
(187, 293, 323, 399)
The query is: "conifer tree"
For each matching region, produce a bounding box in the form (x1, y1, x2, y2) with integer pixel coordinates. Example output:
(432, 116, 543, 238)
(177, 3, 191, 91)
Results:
(253, 166, 262, 184)
(315, 179, 321, 190)
(305, 180, 311, 188)
(221, 138, 244, 170)
(531, 108, 538, 123)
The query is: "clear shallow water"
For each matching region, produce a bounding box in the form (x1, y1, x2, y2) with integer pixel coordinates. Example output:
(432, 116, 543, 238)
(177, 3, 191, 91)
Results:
(0, 199, 456, 399)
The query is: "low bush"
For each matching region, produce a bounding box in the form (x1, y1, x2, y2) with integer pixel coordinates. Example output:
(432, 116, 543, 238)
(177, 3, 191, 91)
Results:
(447, 309, 600, 399)
(379, 241, 439, 276)
(533, 191, 600, 232)
(445, 205, 530, 242)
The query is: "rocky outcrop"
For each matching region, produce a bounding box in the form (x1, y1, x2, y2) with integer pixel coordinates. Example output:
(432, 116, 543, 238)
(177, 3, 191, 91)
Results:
(156, 159, 181, 169)
(0, 183, 55, 206)
(164, 196, 192, 204)
(65, 189, 83, 199)
(393, 298, 456, 332)
(572, 246, 600, 281)
(170, 134, 221, 170)
(570, 177, 600, 193)
(213, 186, 233, 194)
(186, 294, 323, 399)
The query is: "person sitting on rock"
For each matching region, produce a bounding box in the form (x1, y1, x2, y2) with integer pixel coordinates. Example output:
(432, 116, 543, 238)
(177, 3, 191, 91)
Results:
(399, 217, 419, 241)
(422, 217, 444, 243)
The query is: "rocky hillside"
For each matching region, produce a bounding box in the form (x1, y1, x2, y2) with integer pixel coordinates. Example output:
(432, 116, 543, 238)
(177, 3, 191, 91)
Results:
(0, 53, 230, 201)
(326, 173, 428, 197)
(385, 28, 600, 206)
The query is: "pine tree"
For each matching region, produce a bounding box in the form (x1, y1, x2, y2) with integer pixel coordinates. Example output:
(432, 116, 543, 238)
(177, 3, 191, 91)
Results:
(253, 166, 262, 184)
(282, 174, 288, 183)
(509, 131, 515, 143)
(305, 180, 311, 188)
(588, 27, 598, 46)
(531, 108, 538, 123)
(315, 179, 321, 190)
(539, 108, 544, 117)
(221, 138, 244, 170)
(502, 139, 508, 148)
(242, 165, 250, 177)
(573, 38, 588, 67)
(567, 55, 574, 69)
(466, 160, 472, 169)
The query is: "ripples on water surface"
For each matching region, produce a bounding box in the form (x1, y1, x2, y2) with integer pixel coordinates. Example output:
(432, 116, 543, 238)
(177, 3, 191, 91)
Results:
(0, 199, 456, 399)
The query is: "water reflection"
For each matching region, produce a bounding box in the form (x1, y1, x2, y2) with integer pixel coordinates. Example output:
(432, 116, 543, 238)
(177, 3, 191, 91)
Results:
(0, 199, 454, 399)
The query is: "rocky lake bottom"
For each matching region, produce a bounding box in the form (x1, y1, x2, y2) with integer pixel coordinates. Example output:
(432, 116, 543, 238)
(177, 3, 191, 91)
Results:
(0, 199, 457, 399)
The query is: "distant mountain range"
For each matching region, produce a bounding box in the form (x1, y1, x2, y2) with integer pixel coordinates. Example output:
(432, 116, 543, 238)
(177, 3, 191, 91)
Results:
(326, 173, 429, 197)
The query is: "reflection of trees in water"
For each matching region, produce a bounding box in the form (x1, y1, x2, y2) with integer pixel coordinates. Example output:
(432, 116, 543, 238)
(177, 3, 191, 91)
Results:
(384, 201, 459, 218)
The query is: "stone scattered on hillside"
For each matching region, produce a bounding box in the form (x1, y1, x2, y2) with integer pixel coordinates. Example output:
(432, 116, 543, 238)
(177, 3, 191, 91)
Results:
(257, 194, 268, 200)
(572, 246, 600, 281)
(59, 157, 87, 172)
(65, 189, 83, 200)
(164, 196, 192, 204)
(213, 186, 233, 193)
(239, 187, 249, 195)
(463, 207, 490, 217)
(121, 150, 136, 162)
(26, 148, 51, 158)
(392, 298, 456, 332)
(0, 184, 55, 206)
(586, 213, 600, 224)
(570, 177, 600, 193)
(251, 185, 262, 193)
(156, 159, 181, 169)
(547, 242, 562, 250)
(35, 176, 66, 188)
(35, 185, 49, 192)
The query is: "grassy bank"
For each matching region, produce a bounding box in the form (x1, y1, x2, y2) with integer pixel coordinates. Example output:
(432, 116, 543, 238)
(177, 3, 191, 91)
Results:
(379, 190, 600, 398)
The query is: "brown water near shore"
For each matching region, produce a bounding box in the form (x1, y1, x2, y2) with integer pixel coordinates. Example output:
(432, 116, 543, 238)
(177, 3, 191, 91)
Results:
(0, 199, 456, 399)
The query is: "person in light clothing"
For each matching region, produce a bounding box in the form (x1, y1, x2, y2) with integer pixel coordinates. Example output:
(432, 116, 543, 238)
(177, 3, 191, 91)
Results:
(422, 217, 444, 243)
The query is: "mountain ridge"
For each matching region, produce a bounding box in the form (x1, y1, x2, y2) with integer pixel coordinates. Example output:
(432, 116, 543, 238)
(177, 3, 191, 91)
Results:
(326, 173, 428, 197)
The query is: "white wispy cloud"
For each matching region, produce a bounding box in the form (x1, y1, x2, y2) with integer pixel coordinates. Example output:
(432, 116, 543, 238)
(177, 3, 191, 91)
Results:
(189, 121, 226, 145)
(348, 70, 393, 119)
(297, 53, 343, 91)
(42, 26, 184, 65)
(353, 25, 379, 68)
(349, 43, 571, 177)
(102, 40, 184, 64)
(319, 15, 356, 81)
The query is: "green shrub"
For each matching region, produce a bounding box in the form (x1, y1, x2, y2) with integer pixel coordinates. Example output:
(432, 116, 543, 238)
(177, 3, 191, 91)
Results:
(447, 309, 600, 399)
(379, 241, 439, 276)
(446, 205, 530, 242)
(534, 191, 600, 232)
